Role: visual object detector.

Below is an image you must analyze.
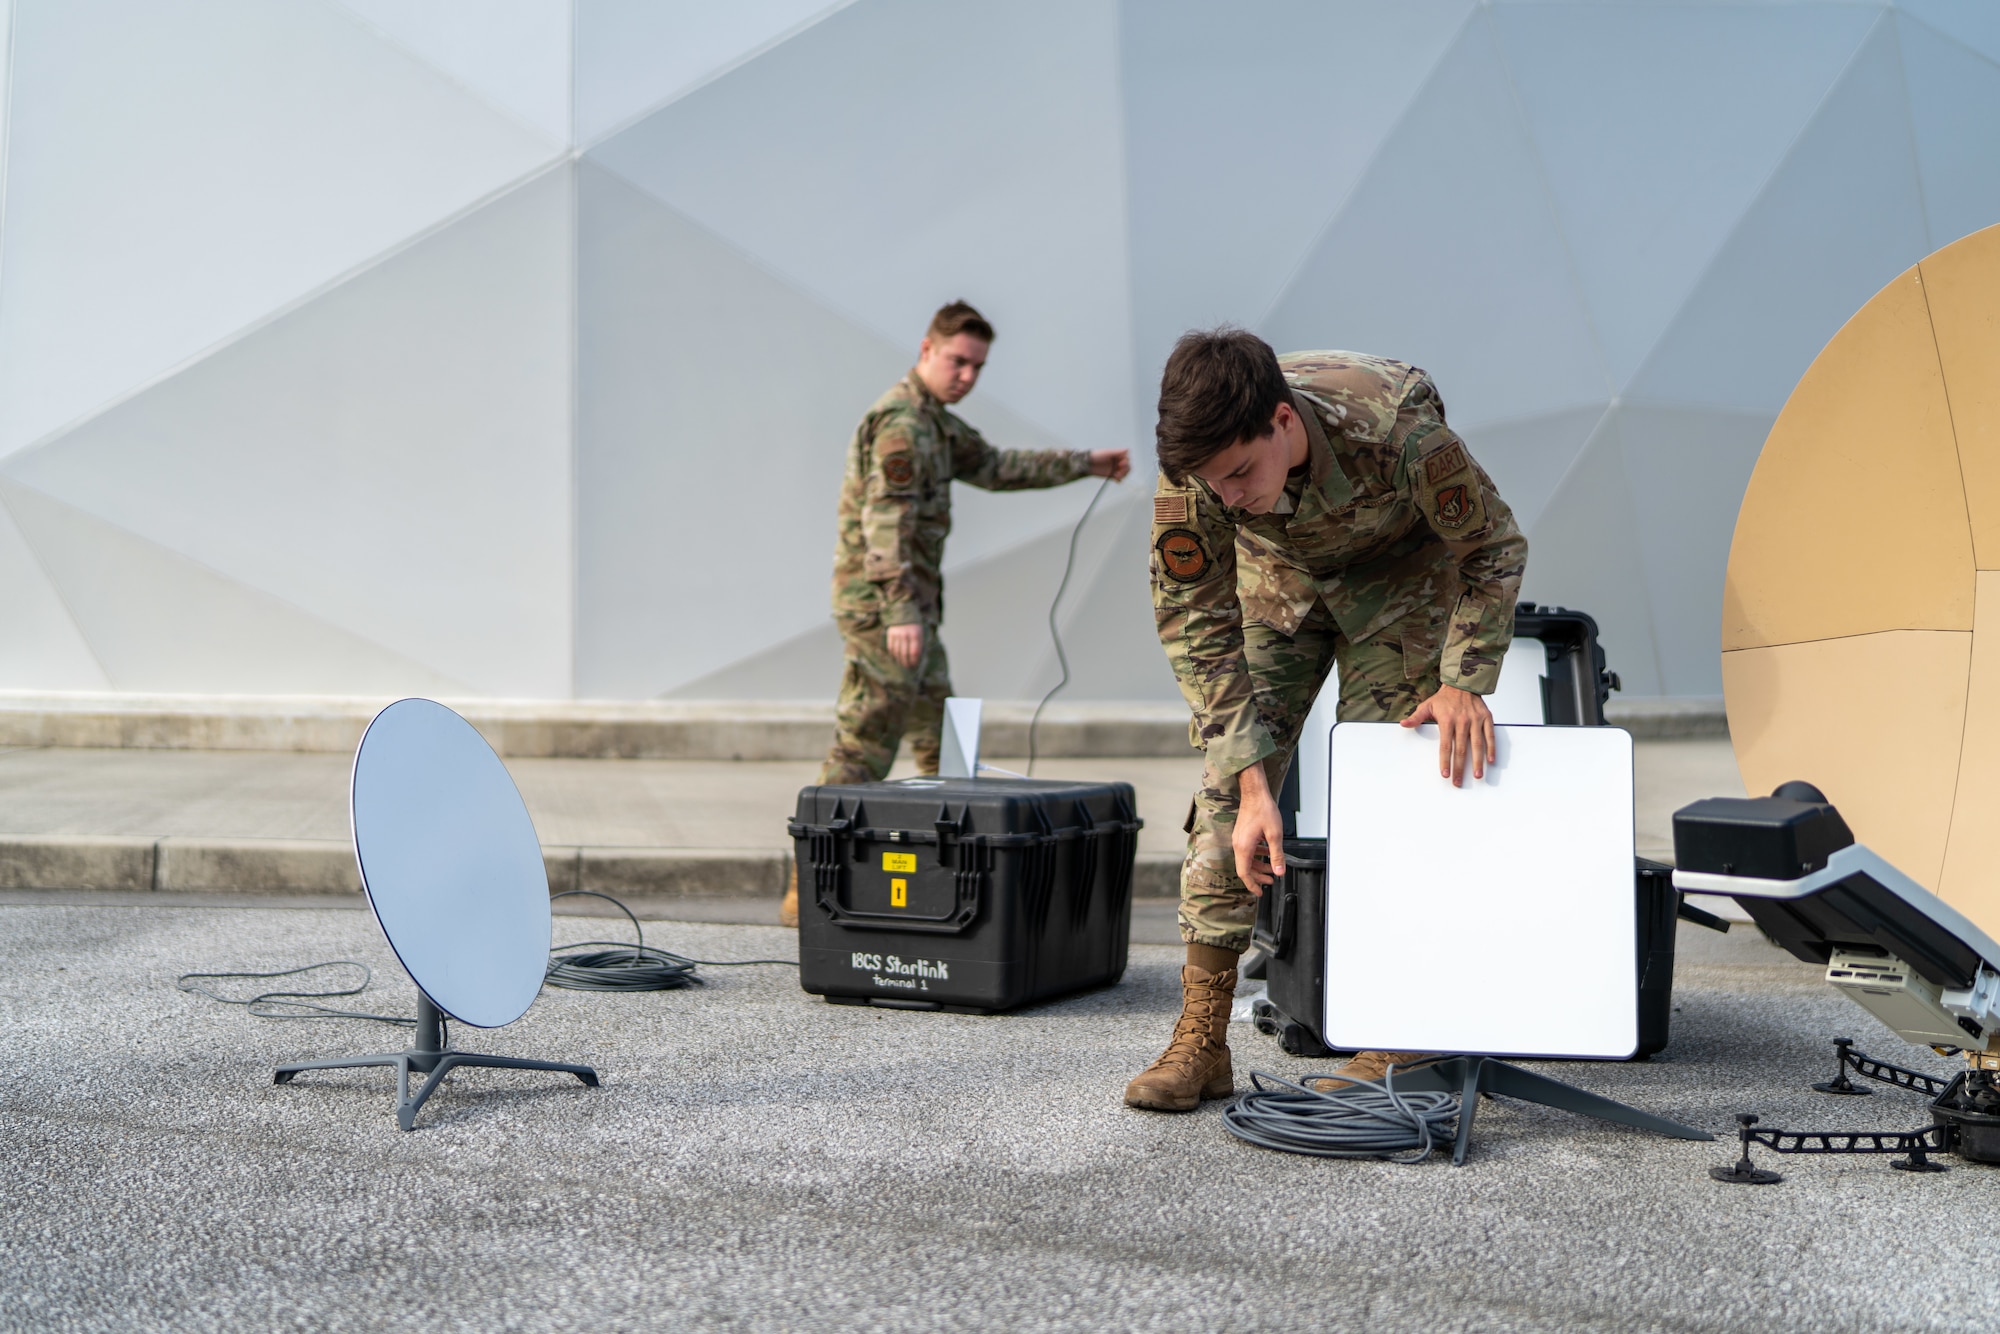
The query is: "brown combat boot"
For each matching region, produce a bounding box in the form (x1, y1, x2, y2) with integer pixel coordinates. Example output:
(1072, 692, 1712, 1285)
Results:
(1123, 945, 1239, 1112)
(1308, 1050, 1433, 1092)
(779, 861, 799, 928)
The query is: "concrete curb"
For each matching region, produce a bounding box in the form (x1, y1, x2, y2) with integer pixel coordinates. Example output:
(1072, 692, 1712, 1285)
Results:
(0, 833, 1187, 902)
(0, 691, 1734, 758)
(0, 695, 1199, 760)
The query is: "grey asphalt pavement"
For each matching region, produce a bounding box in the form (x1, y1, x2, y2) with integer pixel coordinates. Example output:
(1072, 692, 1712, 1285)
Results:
(3, 902, 1993, 1333)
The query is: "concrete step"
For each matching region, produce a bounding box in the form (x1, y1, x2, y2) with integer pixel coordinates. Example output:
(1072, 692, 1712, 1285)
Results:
(0, 832, 1185, 901)
(0, 691, 1724, 759)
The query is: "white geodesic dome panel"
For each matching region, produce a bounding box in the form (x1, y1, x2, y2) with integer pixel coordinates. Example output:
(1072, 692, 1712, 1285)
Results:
(0, 0, 1995, 701)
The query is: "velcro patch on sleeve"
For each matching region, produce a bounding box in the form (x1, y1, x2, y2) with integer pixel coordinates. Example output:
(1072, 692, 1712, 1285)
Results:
(1155, 528, 1213, 583)
(881, 452, 915, 487)
(1432, 483, 1473, 529)
(1422, 441, 1469, 485)
(1154, 493, 1190, 525)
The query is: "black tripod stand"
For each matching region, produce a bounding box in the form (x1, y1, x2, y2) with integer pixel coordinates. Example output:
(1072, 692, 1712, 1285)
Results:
(1393, 1055, 1713, 1164)
(275, 990, 598, 1130)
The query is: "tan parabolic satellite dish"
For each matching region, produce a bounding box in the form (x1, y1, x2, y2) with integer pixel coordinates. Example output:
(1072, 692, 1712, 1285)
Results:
(1725, 221, 2000, 938)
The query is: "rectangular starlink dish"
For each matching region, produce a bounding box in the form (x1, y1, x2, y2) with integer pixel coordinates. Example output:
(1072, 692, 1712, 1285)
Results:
(1322, 722, 1637, 1059)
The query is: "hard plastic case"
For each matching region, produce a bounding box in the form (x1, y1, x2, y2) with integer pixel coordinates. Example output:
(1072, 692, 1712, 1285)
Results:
(1252, 602, 1710, 1061)
(789, 776, 1141, 1013)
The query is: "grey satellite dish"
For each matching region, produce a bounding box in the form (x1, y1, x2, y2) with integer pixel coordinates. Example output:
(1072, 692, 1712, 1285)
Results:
(275, 698, 596, 1129)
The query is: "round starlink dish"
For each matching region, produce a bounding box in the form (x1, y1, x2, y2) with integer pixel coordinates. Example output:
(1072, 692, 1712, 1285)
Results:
(1723, 222, 2000, 939)
(351, 698, 550, 1028)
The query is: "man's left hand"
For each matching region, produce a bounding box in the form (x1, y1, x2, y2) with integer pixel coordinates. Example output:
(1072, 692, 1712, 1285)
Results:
(1089, 449, 1131, 481)
(1401, 685, 1495, 786)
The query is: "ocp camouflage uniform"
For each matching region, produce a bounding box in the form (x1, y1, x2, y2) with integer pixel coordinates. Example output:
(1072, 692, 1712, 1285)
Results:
(1152, 351, 1527, 951)
(820, 371, 1092, 785)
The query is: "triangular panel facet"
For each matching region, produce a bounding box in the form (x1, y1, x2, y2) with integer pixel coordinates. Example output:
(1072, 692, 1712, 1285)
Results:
(587, 0, 1136, 455)
(1461, 405, 1608, 535)
(1492, 3, 1876, 388)
(0, 0, 560, 458)
(1900, 0, 2000, 67)
(334, 0, 573, 145)
(576, 163, 907, 698)
(574, 0, 851, 143)
(1628, 19, 1931, 413)
(1262, 12, 1610, 429)
(1120, 0, 1474, 384)
(1899, 12, 2000, 252)
(0, 493, 109, 690)
(5, 169, 576, 698)
(1614, 405, 1776, 697)
(1518, 420, 1664, 697)
(0, 482, 469, 696)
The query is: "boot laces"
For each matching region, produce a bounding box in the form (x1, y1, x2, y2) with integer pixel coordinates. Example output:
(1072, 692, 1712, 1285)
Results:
(1154, 986, 1229, 1071)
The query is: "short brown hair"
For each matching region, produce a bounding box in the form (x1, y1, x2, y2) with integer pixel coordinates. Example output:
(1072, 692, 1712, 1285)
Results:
(1154, 327, 1288, 483)
(926, 300, 995, 344)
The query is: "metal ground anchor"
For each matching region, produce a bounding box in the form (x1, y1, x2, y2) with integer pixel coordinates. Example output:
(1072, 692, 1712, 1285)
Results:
(1710, 1114, 1784, 1185)
(1812, 1037, 1870, 1095)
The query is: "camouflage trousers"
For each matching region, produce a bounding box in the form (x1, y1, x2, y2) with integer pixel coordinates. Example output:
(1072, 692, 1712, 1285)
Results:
(816, 616, 952, 786)
(1179, 603, 1443, 953)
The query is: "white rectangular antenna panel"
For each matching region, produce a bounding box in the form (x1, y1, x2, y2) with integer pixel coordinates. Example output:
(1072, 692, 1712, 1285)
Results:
(1294, 636, 1547, 838)
(939, 697, 982, 779)
(1321, 721, 1636, 1059)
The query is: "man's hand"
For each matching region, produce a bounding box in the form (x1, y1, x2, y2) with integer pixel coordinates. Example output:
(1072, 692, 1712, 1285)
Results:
(1089, 448, 1131, 481)
(1231, 760, 1286, 895)
(1401, 684, 1495, 786)
(886, 623, 924, 669)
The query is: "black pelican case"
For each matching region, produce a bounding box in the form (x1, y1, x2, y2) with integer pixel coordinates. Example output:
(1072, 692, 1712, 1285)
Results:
(1250, 602, 1724, 1060)
(788, 777, 1142, 1013)
(1250, 848, 1692, 1060)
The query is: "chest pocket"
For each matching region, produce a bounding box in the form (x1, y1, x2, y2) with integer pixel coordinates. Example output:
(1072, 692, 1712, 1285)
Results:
(1235, 533, 1318, 638)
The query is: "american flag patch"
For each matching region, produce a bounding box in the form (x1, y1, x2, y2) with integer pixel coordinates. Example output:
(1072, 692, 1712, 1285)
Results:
(1154, 494, 1189, 525)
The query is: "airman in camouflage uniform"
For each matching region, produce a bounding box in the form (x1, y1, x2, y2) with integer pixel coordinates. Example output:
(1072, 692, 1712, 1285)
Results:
(1126, 335, 1526, 1111)
(785, 302, 1129, 926)
(818, 370, 1095, 785)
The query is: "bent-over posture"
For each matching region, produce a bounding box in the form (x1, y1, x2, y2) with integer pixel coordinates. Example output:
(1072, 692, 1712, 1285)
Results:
(1126, 329, 1526, 1111)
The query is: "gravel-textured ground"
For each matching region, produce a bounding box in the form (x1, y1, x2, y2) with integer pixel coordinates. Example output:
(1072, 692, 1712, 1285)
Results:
(2, 904, 1993, 1333)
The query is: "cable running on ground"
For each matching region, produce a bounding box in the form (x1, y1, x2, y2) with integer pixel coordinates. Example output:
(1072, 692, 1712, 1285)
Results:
(175, 961, 416, 1025)
(1222, 1069, 1459, 1162)
(176, 891, 798, 1011)
(1027, 474, 1115, 776)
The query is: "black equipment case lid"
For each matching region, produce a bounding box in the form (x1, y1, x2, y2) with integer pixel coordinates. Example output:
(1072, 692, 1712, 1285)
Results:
(789, 777, 1141, 1013)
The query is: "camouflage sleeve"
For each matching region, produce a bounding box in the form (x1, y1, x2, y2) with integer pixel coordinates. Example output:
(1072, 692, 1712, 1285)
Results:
(860, 413, 924, 626)
(1399, 386, 1528, 693)
(950, 419, 1091, 491)
(1150, 479, 1277, 778)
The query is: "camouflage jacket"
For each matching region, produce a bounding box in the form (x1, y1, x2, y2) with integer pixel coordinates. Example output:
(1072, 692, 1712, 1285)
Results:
(832, 371, 1092, 626)
(1151, 351, 1528, 778)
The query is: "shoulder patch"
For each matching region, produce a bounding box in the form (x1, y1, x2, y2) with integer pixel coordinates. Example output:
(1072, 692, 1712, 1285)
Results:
(881, 453, 915, 487)
(1433, 483, 1472, 529)
(1423, 441, 1469, 486)
(1155, 528, 1212, 583)
(1153, 494, 1189, 525)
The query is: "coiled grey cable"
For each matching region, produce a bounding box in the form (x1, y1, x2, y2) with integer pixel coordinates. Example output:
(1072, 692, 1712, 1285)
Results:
(1222, 1069, 1459, 1162)
(544, 890, 796, 992)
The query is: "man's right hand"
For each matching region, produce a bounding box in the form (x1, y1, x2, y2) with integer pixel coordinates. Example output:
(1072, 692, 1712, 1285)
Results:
(886, 623, 924, 669)
(1231, 760, 1286, 894)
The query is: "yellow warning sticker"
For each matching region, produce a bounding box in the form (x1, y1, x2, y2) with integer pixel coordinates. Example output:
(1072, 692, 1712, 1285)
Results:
(882, 852, 916, 873)
(890, 877, 908, 907)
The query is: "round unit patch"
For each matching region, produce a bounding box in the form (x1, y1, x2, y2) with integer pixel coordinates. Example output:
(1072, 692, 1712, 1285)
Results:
(1156, 528, 1212, 583)
(881, 453, 915, 487)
